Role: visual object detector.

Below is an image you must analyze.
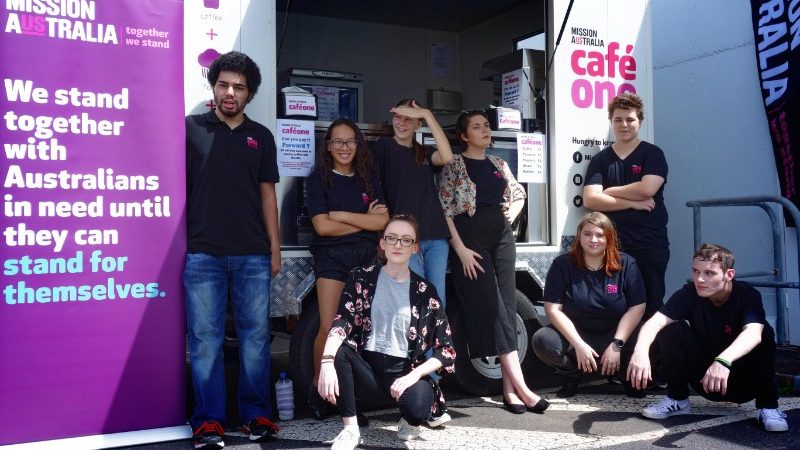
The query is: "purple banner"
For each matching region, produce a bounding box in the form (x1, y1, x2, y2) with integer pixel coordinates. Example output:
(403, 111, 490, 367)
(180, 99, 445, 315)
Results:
(751, 0, 800, 225)
(0, 0, 185, 445)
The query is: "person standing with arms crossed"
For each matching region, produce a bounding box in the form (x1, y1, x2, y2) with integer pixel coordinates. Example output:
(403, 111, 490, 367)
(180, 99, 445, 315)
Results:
(184, 51, 281, 449)
(583, 92, 668, 322)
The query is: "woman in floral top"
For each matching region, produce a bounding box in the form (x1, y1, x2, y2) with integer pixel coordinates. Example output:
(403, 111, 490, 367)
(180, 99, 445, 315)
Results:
(438, 110, 548, 415)
(318, 215, 455, 450)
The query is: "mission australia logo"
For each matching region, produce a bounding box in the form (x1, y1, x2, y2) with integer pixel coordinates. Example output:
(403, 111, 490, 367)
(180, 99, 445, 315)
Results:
(571, 26, 604, 47)
(4, 0, 118, 44)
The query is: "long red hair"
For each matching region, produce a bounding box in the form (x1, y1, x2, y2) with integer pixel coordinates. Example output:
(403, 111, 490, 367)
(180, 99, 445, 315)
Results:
(568, 212, 622, 275)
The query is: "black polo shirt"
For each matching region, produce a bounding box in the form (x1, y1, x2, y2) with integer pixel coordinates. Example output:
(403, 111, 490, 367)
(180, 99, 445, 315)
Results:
(660, 281, 768, 357)
(585, 141, 668, 251)
(306, 166, 385, 248)
(185, 111, 280, 255)
(543, 253, 646, 334)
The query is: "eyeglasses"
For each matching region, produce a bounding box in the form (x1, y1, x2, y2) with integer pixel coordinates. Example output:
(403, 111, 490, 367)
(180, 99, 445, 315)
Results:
(383, 235, 416, 247)
(328, 139, 359, 150)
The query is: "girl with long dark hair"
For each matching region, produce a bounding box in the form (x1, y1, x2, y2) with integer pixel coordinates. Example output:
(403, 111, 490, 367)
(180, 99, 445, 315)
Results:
(306, 118, 389, 417)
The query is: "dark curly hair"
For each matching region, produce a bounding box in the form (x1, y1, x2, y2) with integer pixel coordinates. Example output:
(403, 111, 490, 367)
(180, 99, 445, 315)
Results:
(207, 51, 262, 99)
(316, 118, 375, 198)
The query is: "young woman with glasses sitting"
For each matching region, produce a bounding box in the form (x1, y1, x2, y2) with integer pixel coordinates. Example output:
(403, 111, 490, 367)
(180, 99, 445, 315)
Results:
(306, 118, 389, 419)
(317, 215, 456, 449)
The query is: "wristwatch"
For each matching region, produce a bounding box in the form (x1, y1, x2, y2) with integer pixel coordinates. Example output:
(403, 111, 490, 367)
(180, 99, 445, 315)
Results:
(612, 338, 625, 349)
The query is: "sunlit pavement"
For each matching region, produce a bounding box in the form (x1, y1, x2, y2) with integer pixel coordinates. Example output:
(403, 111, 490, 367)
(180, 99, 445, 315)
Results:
(121, 339, 799, 450)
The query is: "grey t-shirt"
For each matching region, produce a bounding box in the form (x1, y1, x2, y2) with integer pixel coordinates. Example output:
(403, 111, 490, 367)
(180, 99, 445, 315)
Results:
(365, 268, 411, 357)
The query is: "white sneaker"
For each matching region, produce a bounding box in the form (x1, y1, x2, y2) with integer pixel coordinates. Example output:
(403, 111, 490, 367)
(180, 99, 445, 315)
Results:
(426, 411, 452, 428)
(326, 427, 362, 450)
(397, 418, 421, 441)
(642, 396, 691, 419)
(757, 408, 789, 432)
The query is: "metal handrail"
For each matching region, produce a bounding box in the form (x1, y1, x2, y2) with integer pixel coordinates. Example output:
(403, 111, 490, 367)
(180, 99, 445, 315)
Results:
(686, 195, 800, 344)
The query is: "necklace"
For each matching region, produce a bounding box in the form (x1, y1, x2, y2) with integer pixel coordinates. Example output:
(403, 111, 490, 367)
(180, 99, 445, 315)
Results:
(332, 169, 355, 177)
(585, 262, 603, 271)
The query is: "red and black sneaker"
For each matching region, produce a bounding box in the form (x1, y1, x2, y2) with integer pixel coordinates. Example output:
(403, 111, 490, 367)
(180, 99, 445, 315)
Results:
(192, 420, 225, 449)
(242, 416, 280, 442)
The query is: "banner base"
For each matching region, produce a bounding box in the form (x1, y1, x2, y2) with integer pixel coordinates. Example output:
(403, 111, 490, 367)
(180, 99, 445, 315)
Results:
(0, 425, 192, 450)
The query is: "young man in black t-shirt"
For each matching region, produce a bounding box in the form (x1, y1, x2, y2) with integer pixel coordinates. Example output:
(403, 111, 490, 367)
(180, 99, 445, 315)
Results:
(184, 52, 281, 449)
(583, 93, 669, 320)
(626, 243, 788, 432)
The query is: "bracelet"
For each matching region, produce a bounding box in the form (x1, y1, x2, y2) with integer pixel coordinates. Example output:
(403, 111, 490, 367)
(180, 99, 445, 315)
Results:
(321, 354, 335, 361)
(714, 356, 732, 369)
(320, 359, 334, 364)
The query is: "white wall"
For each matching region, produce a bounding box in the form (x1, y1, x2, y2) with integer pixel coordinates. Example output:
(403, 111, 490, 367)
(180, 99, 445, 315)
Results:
(276, 3, 545, 126)
(458, 2, 545, 112)
(651, 0, 797, 342)
(276, 14, 459, 124)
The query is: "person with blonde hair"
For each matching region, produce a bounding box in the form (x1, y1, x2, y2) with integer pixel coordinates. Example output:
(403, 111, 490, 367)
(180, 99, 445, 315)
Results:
(532, 212, 646, 398)
(318, 215, 455, 449)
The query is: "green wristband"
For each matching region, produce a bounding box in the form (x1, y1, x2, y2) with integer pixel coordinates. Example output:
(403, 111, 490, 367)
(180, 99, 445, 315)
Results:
(714, 357, 732, 369)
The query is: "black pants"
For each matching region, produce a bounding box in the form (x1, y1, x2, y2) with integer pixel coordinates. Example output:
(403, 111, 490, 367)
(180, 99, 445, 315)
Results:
(532, 325, 642, 393)
(658, 321, 779, 409)
(450, 207, 518, 358)
(624, 247, 669, 320)
(334, 346, 434, 426)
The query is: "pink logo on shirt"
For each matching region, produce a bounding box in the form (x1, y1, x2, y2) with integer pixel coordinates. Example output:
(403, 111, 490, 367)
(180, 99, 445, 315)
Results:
(493, 171, 503, 179)
(606, 284, 618, 294)
(246, 137, 258, 149)
(631, 165, 642, 174)
(361, 193, 370, 204)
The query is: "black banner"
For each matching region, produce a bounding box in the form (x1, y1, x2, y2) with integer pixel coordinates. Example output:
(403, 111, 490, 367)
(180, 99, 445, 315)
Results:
(750, 1, 800, 225)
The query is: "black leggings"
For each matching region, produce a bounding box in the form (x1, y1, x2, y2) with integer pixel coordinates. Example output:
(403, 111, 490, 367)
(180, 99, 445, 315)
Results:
(334, 346, 434, 426)
(658, 321, 779, 409)
(532, 325, 642, 393)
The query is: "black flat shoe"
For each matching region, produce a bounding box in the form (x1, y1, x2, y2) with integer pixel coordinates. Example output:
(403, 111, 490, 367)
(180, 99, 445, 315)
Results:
(502, 397, 527, 414)
(307, 384, 332, 420)
(527, 398, 550, 414)
(556, 376, 581, 398)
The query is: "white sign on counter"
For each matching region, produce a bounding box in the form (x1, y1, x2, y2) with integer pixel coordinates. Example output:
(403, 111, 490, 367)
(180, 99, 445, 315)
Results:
(517, 132, 546, 183)
(284, 94, 317, 118)
(277, 119, 315, 177)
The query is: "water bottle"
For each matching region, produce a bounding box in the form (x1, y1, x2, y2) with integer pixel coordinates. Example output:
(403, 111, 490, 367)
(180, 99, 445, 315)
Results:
(275, 371, 294, 421)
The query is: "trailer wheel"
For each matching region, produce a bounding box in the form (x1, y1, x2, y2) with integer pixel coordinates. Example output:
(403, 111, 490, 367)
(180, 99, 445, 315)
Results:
(450, 289, 541, 396)
(288, 300, 319, 402)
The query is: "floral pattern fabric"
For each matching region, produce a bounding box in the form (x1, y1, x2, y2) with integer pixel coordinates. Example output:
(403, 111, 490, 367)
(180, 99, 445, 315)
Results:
(438, 153, 527, 218)
(330, 265, 456, 374)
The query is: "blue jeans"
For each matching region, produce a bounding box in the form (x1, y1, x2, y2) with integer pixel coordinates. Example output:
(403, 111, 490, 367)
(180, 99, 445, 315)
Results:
(183, 253, 272, 428)
(408, 239, 449, 308)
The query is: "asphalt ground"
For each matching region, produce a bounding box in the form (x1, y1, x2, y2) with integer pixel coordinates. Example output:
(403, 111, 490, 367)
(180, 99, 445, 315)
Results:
(117, 338, 799, 450)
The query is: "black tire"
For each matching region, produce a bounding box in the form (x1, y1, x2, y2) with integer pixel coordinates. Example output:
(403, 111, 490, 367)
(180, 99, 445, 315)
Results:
(449, 289, 542, 396)
(288, 299, 319, 402)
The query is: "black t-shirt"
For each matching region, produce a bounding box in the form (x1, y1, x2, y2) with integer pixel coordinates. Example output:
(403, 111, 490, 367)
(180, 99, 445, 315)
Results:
(463, 156, 506, 207)
(185, 111, 280, 255)
(371, 137, 449, 240)
(306, 167, 385, 247)
(585, 141, 668, 250)
(659, 281, 768, 357)
(543, 253, 646, 334)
